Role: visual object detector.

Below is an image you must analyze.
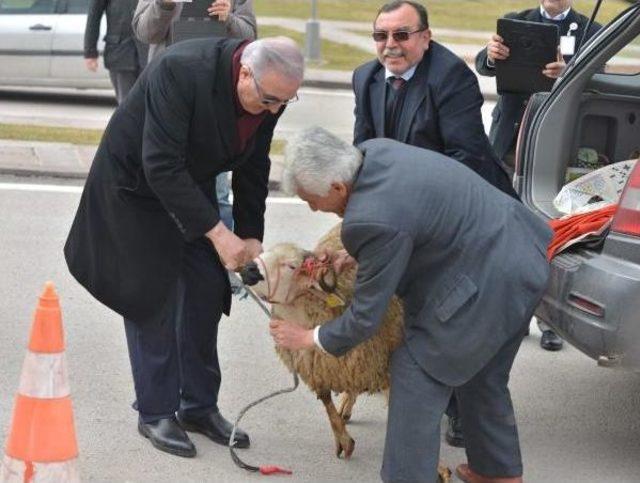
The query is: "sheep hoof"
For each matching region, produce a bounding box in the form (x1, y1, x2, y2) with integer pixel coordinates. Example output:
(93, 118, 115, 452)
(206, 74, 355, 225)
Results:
(437, 464, 452, 483)
(336, 437, 355, 459)
(340, 412, 352, 423)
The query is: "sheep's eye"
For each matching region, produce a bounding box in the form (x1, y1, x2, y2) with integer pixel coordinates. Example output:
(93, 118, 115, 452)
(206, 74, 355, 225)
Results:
(286, 264, 297, 270)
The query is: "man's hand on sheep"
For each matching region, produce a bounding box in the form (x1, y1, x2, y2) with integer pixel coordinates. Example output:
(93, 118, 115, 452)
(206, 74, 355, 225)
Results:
(316, 248, 356, 274)
(269, 319, 315, 350)
(206, 221, 251, 271)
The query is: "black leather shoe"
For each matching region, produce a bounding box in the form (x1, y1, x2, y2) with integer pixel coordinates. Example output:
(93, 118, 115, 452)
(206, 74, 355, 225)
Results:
(138, 416, 196, 458)
(177, 411, 250, 449)
(445, 416, 465, 448)
(540, 330, 563, 351)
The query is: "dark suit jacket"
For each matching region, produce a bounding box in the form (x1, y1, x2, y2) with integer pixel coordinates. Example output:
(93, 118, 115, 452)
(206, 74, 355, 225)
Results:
(353, 41, 517, 198)
(65, 38, 281, 320)
(318, 139, 552, 386)
(475, 8, 601, 160)
(84, 0, 147, 71)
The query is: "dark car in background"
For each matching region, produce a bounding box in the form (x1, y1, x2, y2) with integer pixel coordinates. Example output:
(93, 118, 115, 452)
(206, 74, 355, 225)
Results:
(516, 1, 640, 369)
(0, 0, 110, 89)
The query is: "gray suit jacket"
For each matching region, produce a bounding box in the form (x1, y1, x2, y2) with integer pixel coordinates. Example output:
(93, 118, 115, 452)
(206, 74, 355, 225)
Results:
(318, 139, 552, 386)
(133, 0, 257, 62)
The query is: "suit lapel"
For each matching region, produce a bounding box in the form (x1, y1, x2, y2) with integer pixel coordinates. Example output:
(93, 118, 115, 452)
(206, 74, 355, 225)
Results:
(396, 52, 430, 143)
(368, 68, 386, 138)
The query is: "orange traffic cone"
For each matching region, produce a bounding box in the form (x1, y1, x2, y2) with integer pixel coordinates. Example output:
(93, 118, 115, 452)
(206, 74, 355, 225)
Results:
(1, 282, 79, 482)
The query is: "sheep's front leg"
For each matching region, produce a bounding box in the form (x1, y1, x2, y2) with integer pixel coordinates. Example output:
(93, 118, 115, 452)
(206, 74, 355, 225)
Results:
(337, 392, 357, 422)
(318, 391, 355, 459)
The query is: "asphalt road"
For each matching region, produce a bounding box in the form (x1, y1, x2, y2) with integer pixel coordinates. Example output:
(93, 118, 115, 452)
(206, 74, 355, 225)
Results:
(0, 87, 496, 139)
(1, 177, 639, 482)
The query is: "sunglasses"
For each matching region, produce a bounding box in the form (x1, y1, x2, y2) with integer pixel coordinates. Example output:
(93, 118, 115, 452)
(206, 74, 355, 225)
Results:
(250, 69, 299, 106)
(372, 28, 426, 43)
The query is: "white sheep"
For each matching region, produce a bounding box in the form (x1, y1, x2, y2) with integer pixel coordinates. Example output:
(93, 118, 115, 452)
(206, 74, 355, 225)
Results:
(241, 224, 451, 482)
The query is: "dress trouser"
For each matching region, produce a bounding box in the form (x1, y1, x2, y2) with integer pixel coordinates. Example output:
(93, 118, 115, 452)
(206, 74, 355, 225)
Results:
(216, 172, 234, 230)
(381, 330, 525, 483)
(124, 238, 229, 424)
(109, 70, 139, 105)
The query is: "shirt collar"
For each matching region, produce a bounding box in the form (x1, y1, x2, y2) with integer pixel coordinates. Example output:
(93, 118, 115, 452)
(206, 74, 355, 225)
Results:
(385, 64, 417, 82)
(540, 6, 571, 21)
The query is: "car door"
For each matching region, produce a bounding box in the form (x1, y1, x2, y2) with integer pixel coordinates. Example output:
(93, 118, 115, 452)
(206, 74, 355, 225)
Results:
(0, 0, 59, 83)
(50, 0, 110, 88)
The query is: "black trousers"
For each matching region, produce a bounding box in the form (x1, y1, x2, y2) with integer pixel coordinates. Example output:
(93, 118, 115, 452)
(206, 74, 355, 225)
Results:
(124, 238, 230, 423)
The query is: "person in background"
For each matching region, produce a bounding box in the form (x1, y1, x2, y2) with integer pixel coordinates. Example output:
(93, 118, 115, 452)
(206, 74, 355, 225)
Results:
(84, 0, 148, 104)
(353, 0, 518, 450)
(475, 0, 601, 352)
(133, 0, 257, 231)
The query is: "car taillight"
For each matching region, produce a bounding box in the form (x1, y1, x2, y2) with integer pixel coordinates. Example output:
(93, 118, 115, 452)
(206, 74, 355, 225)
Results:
(611, 161, 640, 236)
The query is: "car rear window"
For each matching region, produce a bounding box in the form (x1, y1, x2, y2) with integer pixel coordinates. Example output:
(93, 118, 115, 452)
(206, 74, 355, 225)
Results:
(0, 0, 56, 14)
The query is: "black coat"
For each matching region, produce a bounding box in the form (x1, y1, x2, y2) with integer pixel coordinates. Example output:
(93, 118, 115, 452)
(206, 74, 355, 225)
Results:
(475, 8, 602, 160)
(353, 42, 516, 198)
(84, 0, 147, 71)
(65, 38, 281, 320)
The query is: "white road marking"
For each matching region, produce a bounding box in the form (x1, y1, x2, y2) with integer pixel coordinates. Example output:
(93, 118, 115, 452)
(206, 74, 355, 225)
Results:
(0, 182, 305, 204)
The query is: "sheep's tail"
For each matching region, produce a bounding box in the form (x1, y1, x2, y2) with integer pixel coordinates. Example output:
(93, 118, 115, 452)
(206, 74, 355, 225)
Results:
(229, 371, 299, 475)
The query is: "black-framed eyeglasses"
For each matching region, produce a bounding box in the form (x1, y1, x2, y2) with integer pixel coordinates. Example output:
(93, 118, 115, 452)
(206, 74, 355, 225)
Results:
(250, 70, 299, 106)
(372, 28, 426, 43)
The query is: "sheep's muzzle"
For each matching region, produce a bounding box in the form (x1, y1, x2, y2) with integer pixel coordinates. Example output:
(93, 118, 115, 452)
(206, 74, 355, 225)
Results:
(240, 261, 264, 286)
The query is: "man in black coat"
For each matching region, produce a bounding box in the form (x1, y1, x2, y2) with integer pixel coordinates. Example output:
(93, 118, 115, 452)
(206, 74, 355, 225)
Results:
(475, 0, 601, 351)
(84, 0, 148, 103)
(65, 36, 303, 457)
(351, 0, 517, 451)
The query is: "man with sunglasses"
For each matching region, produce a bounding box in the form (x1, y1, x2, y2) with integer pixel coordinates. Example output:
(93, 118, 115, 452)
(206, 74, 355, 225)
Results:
(65, 36, 303, 458)
(352, 0, 518, 453)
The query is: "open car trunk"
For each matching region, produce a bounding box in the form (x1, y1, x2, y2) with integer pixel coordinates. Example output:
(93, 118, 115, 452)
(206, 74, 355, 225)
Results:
(514, 2, 640, 369)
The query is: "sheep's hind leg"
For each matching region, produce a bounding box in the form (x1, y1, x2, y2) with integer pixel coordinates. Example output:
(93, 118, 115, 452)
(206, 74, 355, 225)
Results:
(318, 391, 355, 459)
(337, 392, 357, 422)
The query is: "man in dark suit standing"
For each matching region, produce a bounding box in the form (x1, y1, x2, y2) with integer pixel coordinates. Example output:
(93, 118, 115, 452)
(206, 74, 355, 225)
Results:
(271, 127, 552, 483)
(475, 0, 601, 351)
(65, 37, 303, 457)
(84, 0, 148, 104)
(353, 0, 516, 197)
(353, 0, 518, 449)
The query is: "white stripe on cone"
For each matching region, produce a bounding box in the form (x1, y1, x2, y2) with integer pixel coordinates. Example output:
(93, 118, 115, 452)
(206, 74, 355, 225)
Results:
(0, 454, 80, 482)
(18, 353, 70, 399)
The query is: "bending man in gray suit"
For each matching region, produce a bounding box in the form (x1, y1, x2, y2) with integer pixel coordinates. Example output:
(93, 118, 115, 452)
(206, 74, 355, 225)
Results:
(270, 127, 552, 483)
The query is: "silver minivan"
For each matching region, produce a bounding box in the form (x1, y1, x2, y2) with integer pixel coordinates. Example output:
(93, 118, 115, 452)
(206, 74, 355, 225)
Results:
(0, 0, 110, 89)
(516, 1, 640, 369)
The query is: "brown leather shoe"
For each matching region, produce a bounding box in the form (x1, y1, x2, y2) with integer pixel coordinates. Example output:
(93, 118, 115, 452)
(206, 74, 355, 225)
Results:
(455, 464, 523, 483)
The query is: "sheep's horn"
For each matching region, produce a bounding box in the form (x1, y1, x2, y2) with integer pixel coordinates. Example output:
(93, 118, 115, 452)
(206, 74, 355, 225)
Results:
(318, 266, 337, 293)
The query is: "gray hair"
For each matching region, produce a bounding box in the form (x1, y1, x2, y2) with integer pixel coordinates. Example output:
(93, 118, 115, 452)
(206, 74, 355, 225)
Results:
(282, 127, 363, 196)
(241, 37, 304, 83)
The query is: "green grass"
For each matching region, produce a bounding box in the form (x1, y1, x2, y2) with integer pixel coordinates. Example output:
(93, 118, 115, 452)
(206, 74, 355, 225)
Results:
(0, 123, 287, 155)
(255, 1, 631, 31)
(0, 123, 104, 145)
(259, 25, 373, 70)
